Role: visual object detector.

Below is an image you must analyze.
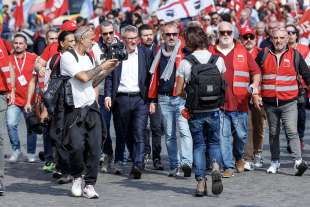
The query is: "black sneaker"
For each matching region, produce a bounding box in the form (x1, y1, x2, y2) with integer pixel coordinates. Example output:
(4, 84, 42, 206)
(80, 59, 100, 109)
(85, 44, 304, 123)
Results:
(52, 171, 63, 179)
(295, 160, 308, 176)
(57, 174, 73, 184)
(181, 164, 192, 177)
(38, 151, 45, 161)
(153, 159, 164, 170)
(130, 166, 142, 179)
(0, 179, 4, 196)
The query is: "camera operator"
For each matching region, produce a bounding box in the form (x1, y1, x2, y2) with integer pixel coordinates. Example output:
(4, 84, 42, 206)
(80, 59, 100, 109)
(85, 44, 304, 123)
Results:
(92, 20, 120, 174)
(60, 26, 118, 198)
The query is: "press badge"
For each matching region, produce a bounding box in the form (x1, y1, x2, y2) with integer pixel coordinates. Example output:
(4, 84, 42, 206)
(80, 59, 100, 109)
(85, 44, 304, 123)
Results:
(18, 75, 27, 86)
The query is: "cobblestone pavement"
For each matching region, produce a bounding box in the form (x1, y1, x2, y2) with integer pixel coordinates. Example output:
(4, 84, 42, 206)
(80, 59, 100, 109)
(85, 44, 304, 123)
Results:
(1, 113, 310, 207)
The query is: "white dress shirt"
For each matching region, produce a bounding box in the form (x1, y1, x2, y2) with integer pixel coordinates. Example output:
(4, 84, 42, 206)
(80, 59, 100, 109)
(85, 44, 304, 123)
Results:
(117, 47, 140, 93)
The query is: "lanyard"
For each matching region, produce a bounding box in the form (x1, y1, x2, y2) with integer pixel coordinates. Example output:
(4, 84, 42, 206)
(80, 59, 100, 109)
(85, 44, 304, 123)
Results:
(14, 52, 27, 74)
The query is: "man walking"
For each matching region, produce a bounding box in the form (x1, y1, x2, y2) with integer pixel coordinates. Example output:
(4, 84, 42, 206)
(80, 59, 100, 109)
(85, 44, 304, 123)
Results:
(60, 26, 118, 198)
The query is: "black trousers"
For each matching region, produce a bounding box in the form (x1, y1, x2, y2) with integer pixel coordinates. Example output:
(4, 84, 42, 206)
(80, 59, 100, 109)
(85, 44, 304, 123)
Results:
(144, 104, 162, 161)
(65, 103, 102, 185)
(113, 94, 148, 169)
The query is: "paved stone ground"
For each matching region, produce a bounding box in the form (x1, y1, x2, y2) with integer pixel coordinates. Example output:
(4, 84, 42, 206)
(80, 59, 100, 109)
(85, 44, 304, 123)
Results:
(1, 112, 310, 207)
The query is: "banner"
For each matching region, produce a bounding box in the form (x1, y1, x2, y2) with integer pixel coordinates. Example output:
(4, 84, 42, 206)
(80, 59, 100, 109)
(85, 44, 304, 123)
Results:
(14, 0, 24, 30)
(156, 0, 214, 22)
(298, 9, 310, 38)
(43, 0, 69, 23)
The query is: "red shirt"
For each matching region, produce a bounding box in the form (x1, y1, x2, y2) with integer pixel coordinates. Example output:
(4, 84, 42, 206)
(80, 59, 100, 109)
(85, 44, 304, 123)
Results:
(10, 52, 37, 107)
(41, 42, 58, 62)
(211, 45, 261, 112)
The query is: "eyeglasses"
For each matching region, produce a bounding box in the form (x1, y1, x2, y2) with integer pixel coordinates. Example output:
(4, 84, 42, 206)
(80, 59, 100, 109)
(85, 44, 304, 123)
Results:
(219, 30, 233, 36)
(242, 34, 255, 40)
(102, 31, 114, 36)
(287, 31, 297, 35)
(165, 33, 178, 37)
(126, 36, 138, 41)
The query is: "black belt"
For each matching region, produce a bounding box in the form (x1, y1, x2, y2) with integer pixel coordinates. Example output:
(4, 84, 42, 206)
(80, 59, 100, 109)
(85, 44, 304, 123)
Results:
(117, 92, 140, 97)
(158, 92, 172, 96)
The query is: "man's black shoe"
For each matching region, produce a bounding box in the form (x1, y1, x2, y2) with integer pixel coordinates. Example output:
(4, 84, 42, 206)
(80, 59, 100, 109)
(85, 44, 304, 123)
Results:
(57, 174, 73, 184)
(153, 159, 164, 171)
(0, 179, 4, 196)
(295, 160, 308, 176)
(181, 164, 192, 177)
(38, 151, 45, 161)
(130, 166, 142, 179)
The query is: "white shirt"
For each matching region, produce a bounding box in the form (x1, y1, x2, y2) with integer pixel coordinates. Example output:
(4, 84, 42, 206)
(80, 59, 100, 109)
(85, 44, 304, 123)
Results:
(177, 50, 226, 83)
(60, 50, 96, 108)
(117, 47, 140, 93)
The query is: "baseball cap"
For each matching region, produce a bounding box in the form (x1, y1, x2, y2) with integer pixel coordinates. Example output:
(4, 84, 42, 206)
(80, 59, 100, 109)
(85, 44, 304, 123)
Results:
(240, 27, 255, 36)
(60, 20, 77, 32)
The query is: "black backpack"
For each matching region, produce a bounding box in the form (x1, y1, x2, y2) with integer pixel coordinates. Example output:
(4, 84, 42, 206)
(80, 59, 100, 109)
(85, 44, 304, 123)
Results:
(185, 54, 225, 112)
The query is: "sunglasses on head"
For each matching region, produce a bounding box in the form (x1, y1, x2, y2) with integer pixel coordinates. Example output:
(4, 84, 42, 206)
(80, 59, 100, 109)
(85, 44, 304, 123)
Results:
(102, 31, 114, 36)
(165, 32, 178, 37)
(219, 30, 233, 36)
(242, 34, 255, 40)
(287, 31, 297, 35)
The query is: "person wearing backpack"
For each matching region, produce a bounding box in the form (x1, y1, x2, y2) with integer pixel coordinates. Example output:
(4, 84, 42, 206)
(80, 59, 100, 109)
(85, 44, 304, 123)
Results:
(176, 25, 226, 197)
(256, 28, 310, 176)
(60, 26, 119, 198)
(209, 21, 261, 178)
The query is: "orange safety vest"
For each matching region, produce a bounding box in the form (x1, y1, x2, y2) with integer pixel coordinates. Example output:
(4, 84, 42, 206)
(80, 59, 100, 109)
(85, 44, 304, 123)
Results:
(0, 39, 12, 92)
(261, 48, 299, 100)
(232, 44, 251, 96)
(148, 43, 184, 99)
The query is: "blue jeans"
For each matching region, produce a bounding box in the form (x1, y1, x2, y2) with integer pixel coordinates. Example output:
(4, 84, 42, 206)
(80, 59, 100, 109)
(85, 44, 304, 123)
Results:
(220, 111, 248, 170)
(6, 104, 37, 154)
(189, 111, 222, 180)
(158, 95, 193, 170)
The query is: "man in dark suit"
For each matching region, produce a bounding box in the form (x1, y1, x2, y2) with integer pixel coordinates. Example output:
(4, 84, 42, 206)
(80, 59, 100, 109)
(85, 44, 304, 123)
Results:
(104, 25, 153, 179)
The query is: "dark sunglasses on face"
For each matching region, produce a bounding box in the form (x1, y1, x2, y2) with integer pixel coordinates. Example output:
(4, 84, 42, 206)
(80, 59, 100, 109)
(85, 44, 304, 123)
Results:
(165, 32, 178, 37)
(102, 31, 114, 36)
(242, 34, 255, 40)
(287, 31, 297, 35)
(219, 30, 233, 36)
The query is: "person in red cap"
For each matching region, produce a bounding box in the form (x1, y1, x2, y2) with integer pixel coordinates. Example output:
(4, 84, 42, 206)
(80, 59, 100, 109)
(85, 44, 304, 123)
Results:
(240, 27, 267, 171)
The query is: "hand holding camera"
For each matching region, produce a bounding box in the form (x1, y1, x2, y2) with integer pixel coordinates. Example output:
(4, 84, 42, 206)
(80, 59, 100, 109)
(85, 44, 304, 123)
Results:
(100, 59, 119, 72)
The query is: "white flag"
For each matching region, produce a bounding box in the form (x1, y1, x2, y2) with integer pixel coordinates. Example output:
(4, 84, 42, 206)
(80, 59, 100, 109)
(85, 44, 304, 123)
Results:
(156, 0, 214, 22)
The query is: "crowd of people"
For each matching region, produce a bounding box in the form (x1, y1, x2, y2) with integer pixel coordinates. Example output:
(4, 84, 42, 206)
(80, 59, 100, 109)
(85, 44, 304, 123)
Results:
(0, 0, 310, 199)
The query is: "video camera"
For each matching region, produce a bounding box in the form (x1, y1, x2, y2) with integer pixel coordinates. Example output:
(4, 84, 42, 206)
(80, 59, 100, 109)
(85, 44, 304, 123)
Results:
(101, 42, 128, 61)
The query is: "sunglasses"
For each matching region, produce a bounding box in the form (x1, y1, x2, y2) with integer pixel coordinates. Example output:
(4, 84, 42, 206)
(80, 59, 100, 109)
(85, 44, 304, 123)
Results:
(242, 34, 255, 40)
(219, 30, 233, 36)
(287, 31, 297, 35)
(102, 31, 114, 36)
(165, 32, 178, 37)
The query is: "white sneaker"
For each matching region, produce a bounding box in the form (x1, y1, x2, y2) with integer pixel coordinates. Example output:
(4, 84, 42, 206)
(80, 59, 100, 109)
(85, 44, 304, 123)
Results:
(244, 161, 254, 171)
(168, 167, 181, 177)
(254, 153, 264, 168)
(266, 161, 280, 174)
(8, 149, 21, 162)
(27, 153, 36, 163)
(71, 177, 83, 197)
(83, 185, 99, 199)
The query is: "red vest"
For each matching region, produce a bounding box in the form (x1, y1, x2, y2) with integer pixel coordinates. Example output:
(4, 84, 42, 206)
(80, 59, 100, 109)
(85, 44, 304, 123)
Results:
(261, 48, 299, 100)
(296, 44, 309, 59)
(0, 38, 11, 92)
(148, 44, 184, 99)
(10, 52, 37, 107)
(232, 44, 251, 96)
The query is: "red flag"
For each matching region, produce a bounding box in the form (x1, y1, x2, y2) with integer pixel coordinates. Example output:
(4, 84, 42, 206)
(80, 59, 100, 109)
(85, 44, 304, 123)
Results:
(45, 0, 54, 9)
(14, 0, 24, 30)
(43, 0, 69, 23)
(104, 0, 113, 11)
(297, 9, 310, 38)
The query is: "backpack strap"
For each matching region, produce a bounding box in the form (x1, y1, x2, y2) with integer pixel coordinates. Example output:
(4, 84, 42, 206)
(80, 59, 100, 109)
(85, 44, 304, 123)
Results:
(68, 48, 94, 65)
(185, 54, 201, 65)
(208, 54, 219, 65)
